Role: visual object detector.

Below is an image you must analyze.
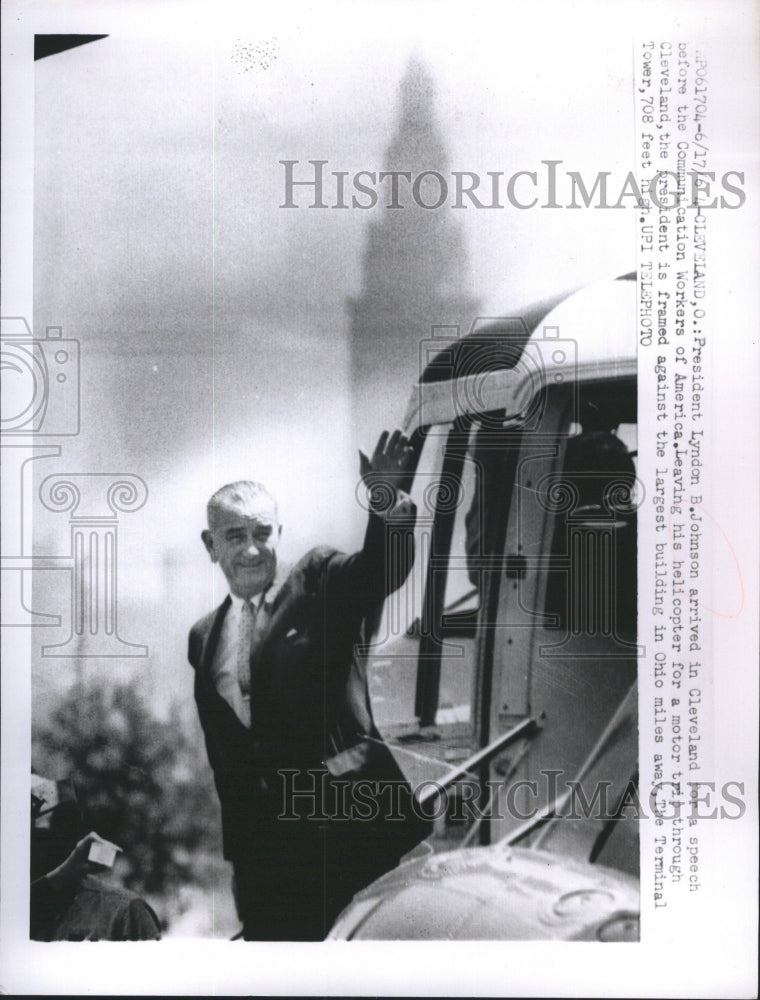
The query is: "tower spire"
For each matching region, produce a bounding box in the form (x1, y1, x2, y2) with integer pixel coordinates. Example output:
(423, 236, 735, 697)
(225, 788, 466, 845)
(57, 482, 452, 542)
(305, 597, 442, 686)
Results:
(348, 57, 480, 436)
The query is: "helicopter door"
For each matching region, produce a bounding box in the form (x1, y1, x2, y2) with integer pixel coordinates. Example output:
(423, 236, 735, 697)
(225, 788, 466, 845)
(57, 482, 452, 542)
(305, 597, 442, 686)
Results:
(364, 412, 523, 843)
(483, 376, 639, 848)
(364, 419, 485, 809)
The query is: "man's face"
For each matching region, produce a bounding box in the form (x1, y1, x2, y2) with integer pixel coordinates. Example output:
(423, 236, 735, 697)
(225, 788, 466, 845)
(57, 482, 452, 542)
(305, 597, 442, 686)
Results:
(202, 495, 281, 600)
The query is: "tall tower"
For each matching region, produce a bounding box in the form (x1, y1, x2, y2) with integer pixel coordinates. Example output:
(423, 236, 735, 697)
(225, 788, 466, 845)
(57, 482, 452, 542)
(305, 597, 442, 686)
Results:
(348, 57, 479, 439)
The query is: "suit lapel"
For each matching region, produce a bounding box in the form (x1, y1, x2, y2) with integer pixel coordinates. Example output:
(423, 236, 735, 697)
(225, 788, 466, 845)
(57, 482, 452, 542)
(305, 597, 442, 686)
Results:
(199, 595, 231, 690)
(248, 579, 293, 697)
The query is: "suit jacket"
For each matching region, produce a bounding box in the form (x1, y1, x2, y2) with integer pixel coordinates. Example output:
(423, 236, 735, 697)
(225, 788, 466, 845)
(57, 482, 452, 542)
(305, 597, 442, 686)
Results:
(188, 508, 423, 864)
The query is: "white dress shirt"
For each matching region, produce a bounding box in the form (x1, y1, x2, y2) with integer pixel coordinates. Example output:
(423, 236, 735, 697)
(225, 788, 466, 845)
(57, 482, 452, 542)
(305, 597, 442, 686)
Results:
(211, 591, 267, 728)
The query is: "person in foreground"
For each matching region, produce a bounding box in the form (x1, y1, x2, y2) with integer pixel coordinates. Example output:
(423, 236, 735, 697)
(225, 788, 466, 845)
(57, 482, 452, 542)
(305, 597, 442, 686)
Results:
(188, 430, 430, 940)
(30, 774, 161, 941)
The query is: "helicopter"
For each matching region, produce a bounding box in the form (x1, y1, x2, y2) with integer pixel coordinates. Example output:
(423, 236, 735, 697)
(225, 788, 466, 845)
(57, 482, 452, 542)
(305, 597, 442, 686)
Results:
(330, 273, 640, 941)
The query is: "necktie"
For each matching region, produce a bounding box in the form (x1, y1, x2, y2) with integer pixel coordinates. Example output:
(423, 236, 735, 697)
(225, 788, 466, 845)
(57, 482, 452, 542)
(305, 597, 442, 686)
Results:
(237, 600, 256, 704)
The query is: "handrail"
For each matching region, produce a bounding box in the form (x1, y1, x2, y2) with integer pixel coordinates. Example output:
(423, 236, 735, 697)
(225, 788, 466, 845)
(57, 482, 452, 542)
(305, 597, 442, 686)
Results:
(415, 715, 541, 808)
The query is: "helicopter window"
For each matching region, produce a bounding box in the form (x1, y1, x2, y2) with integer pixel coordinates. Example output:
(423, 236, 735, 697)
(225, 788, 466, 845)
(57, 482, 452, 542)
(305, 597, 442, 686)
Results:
(543, 406, 638, 639)
(441, 443, 480, 618)
(365, 425, 448, 734)
(434, 418, 523, 727)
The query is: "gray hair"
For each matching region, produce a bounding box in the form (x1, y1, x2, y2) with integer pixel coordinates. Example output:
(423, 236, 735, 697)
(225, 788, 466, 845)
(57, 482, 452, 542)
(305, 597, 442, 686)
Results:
(206, 481, 279, 528)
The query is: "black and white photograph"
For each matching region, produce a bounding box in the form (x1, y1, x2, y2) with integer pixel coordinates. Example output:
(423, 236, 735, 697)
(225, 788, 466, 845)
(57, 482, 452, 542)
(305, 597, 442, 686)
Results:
(1, 0, 757, 995)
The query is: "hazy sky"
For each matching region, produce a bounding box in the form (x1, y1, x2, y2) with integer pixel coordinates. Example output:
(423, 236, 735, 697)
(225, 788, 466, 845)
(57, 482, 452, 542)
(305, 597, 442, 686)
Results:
(31, 1, 643, 538)
(25, 0, 733, 712)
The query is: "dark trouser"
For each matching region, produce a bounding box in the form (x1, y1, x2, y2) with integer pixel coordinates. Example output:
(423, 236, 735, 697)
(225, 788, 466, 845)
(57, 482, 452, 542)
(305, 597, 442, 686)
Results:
(228, 772, 431, 940)
(232, 822, 334, 941)
(231, 819, 416, 941)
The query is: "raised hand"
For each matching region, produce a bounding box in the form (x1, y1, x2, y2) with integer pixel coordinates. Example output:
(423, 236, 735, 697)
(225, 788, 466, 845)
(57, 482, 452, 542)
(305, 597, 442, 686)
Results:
(359, 429, 414, 483)
(359, 429, 414, 514)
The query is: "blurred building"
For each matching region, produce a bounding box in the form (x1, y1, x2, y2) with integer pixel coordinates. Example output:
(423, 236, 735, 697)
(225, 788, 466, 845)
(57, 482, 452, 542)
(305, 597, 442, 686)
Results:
(347, 57, 479, 439)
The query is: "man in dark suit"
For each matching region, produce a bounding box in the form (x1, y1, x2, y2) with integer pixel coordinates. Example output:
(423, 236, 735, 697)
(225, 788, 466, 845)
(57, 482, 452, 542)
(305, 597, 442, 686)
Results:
(188, 431, 429, 940)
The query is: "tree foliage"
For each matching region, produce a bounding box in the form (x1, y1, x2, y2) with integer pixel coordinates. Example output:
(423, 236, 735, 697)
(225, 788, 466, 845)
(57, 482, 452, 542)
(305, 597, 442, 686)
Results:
(33, 677, 221, 896)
